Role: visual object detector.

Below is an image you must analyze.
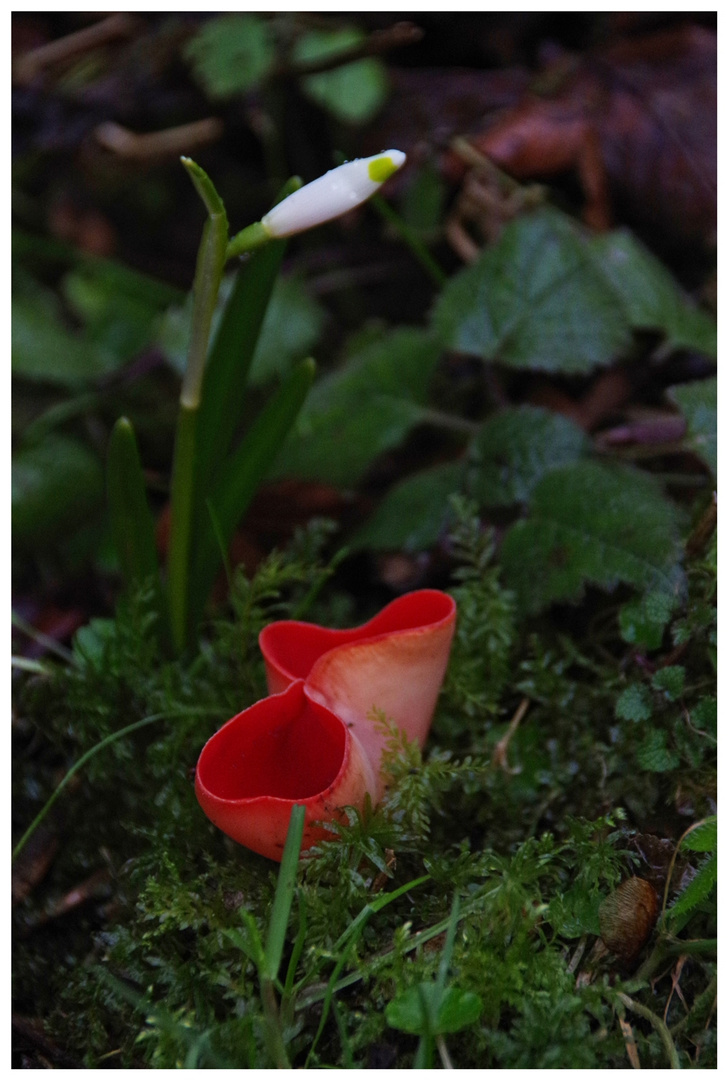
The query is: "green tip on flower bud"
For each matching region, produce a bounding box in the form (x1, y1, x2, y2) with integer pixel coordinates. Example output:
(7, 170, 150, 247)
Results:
(367, 155, 400, 184)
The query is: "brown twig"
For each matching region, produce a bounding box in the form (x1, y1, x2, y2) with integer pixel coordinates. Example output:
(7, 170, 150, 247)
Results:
(13, 14, 139, 84)
(95, 118, 224, 162)
(492, 697, 530, 773)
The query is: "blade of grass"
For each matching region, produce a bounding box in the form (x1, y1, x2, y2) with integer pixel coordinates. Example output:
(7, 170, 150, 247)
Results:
(256, 806, 305, 1069)
(12, 707, 217, 862)
(304, 874, 429, 1065)
(264, 805, 306, 983)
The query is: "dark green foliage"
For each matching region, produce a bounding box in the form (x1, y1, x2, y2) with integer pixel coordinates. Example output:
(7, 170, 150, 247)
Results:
(470, 405, 589, 507)
(433, 209, 715, 372)
(184, 15, 388, 124)
(272, 327, 441, 485)
(668, 376, 717, 478)
(432, 208, 631, 373)
(500, 459, 684, 615)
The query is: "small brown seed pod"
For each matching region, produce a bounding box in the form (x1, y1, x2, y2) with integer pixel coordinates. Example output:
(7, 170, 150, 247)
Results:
(599, 877, 659, 964)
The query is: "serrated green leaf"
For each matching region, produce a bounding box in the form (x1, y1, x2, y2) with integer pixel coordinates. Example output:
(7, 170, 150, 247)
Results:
(500, 460, 684, 614)
(432, 208, 631, 373)
(386, 983, 482, 1036)
(636, 729, 680, 773)
(184, 14, 274, 100)
(681, 817, 716, 853)
(272, 328, 441, 485)
(691, 697, 716, 739)
(668, 377, 717, 478)
(470, 406, 590, 506)
(651, 665, 685, 701)
(667, 853, 716, 921)
(353, 460, 466, 552)
(615, 684, 652, 723)
(592, 230, 717, 356)
(619, 588, 677, 649)
(296, 29, 388, 125)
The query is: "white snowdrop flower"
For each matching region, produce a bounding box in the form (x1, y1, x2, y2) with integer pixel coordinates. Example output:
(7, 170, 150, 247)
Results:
(260, 150, 406, 238)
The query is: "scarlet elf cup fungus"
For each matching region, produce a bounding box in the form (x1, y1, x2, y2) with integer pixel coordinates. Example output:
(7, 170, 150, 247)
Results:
(195, 590, 456, 861)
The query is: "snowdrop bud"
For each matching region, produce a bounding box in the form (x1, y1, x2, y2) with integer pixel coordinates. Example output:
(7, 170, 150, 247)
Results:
(260, 150, 406, 238)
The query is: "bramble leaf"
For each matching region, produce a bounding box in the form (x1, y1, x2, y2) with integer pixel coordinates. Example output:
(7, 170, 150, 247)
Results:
(500, 460, 684, 614)
(592, 231, 716, 356)
(432, 208, 630, 373)
(667, 853, 716, 922)
(681, 817, 716, 854)
(295, 28, 388, 125)
(470, 406, 590, 506)
(668, 377, 717, 478)
(184, 15, 274, 99)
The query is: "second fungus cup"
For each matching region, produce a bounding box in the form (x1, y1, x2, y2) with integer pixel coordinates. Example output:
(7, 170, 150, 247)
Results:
(195, 589, 456, 860)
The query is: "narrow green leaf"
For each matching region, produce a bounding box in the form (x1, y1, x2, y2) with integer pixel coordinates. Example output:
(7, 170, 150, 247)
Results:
(187, 357, 315, 632)
(194, 176, 303, 493)
(264, 805, 306, 982)
(194, 240, 287, 493)
(107, 417, 160, 589)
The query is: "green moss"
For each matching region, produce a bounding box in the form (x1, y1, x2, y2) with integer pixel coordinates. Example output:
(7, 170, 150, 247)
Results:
(13, 510, 716, 1068)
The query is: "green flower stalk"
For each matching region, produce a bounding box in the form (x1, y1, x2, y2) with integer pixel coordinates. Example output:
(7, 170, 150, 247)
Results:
(145, 150, 406, 653)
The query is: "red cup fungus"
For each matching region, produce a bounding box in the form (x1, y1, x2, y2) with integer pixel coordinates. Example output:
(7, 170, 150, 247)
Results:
(195, 589, 456, 860)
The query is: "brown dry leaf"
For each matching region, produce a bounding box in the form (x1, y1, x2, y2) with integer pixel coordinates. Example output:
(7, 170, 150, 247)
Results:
(619, 1014, 642, 1069)
(448, 25, 715, 256)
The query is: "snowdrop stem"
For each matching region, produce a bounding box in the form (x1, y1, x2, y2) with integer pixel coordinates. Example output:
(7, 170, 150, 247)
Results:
(169, 158, 229, 652)
(226, 221, 273, 260)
